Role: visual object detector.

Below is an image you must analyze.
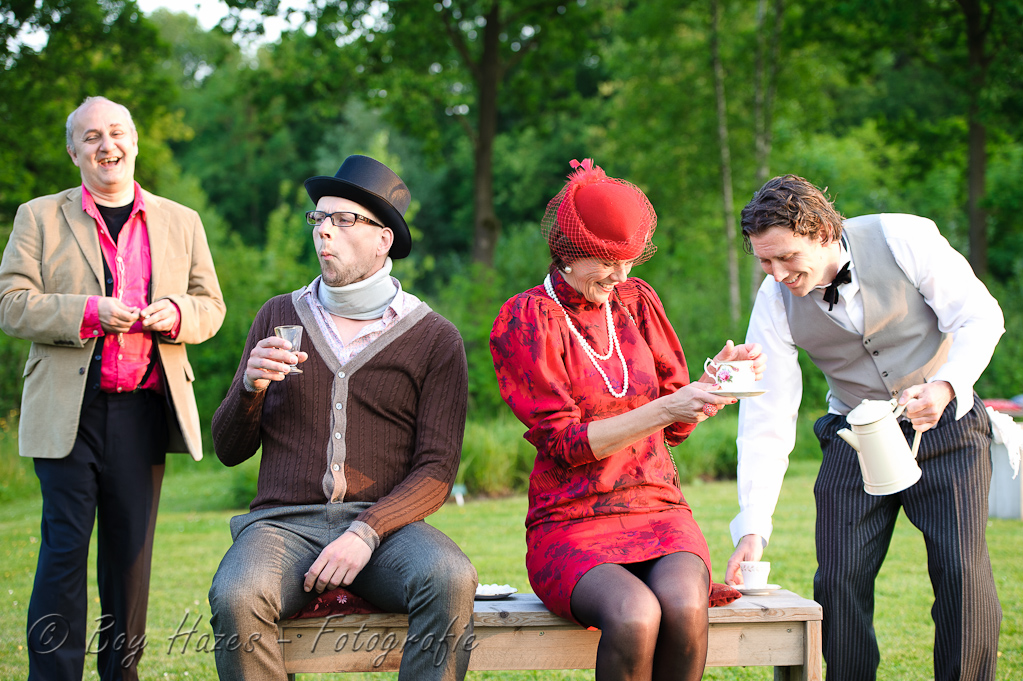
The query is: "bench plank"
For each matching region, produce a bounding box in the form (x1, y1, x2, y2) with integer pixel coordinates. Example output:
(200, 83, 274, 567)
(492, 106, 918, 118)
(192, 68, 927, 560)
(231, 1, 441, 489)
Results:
(279, 590, 822, 678)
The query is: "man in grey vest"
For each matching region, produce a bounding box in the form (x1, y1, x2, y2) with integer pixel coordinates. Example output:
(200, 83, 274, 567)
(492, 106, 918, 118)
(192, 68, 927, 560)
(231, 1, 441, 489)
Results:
(724, 175, 1003, 681)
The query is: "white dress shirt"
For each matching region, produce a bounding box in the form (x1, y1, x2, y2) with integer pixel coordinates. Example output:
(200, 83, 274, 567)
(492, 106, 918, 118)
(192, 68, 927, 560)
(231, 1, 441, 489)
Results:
(731, 214, 1005, 545)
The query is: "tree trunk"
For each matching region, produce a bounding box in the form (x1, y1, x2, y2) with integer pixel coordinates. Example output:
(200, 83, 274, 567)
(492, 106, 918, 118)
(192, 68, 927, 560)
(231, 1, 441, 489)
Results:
(749, 0, 783, 304)
(470, 3, 502, 266)
(711, 0, 740, 326)
(959, 0, 989, 278)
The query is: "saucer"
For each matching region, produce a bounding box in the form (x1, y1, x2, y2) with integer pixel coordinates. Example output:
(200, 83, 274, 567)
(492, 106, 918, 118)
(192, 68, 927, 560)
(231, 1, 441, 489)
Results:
(735, 584, 781, 596)
(710, 389, 767, 399)
(475, 584, 518, 600)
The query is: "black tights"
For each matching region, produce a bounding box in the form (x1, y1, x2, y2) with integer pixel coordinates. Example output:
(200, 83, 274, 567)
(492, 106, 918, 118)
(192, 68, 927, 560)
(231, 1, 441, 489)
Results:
(569, 552, 710, 681)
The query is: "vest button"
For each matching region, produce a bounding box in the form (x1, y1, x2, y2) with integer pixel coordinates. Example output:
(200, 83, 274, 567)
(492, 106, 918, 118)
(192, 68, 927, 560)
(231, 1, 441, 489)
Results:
(882, 371, 889, 377)
(872, 351, 879, 356)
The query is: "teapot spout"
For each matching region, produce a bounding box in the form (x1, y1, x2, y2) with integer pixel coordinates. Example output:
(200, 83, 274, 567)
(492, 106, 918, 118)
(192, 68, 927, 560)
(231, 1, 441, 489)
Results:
(837, 428, 860, 452)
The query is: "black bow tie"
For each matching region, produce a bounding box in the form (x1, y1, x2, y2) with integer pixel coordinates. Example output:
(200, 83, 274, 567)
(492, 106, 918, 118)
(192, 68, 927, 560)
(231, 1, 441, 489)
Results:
(822, 262, 852, 311)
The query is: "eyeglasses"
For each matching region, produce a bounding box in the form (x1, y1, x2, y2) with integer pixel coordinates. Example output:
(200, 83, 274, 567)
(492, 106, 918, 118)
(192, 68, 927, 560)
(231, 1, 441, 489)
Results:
(306, 210, 385, 229)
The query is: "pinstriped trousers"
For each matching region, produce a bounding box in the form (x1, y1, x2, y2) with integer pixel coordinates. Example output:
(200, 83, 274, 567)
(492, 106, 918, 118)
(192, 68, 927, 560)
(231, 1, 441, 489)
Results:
(813, 394, 1001, 681)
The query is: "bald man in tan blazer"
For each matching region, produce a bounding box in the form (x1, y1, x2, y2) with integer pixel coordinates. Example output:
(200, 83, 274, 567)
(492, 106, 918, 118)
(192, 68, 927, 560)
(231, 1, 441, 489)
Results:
(0, 96, 225, 681)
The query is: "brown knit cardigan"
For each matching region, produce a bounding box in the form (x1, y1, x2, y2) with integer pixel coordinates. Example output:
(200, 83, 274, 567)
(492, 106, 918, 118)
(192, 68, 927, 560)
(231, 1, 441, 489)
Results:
(212, 291, 469, 541)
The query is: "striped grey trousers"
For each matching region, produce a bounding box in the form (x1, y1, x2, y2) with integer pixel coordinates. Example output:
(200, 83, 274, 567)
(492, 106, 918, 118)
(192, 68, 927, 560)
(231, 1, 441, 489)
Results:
(812, 394, 1001, 681)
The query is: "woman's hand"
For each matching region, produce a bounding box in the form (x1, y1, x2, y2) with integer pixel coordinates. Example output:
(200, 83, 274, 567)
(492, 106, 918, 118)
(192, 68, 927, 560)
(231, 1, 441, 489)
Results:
(664, 381, 736, 424)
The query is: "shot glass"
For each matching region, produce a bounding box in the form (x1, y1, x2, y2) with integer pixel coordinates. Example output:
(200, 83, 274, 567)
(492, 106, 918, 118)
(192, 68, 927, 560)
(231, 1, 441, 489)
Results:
(274, 325, 303, 374)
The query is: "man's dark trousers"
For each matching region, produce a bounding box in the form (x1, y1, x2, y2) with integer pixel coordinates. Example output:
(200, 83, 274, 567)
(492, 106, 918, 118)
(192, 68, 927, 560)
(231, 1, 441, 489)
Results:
(27, 390, 168, 681)
(812, 395, 1001, 681)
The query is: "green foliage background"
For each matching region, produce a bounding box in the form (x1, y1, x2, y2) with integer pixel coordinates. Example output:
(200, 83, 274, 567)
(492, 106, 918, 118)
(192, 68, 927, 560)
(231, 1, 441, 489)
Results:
(2, 0, 1021, 497)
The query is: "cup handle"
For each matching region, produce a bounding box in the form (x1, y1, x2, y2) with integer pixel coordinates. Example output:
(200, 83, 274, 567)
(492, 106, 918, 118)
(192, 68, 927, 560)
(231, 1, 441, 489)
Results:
(703, 358, 718, 378)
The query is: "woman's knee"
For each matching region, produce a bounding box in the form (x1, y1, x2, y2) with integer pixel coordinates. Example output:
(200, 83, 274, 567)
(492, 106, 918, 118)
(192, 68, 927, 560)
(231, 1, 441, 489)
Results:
(598, 588, 663, 647)
(660, 592, 708, 639)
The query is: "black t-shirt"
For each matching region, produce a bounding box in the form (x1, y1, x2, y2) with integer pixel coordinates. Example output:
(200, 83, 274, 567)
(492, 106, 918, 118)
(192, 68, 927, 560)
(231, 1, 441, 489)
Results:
(96, 202, 134, 243)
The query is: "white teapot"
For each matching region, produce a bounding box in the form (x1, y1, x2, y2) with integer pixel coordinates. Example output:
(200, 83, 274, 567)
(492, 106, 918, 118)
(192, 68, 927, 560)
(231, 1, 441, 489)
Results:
(837, 398, 923, 496)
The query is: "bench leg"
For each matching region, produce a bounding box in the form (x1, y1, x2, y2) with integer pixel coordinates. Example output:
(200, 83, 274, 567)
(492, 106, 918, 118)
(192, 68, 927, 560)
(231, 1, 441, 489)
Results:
(773, 619, 822, 681)
(774, 665, 799, 681)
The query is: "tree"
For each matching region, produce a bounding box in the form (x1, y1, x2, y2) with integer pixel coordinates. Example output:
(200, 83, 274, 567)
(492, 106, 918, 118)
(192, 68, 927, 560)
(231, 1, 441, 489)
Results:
(797, 0, 1023, 279)
(151, 10, 364, 243)
(710, 0, 741, 325)
(0, 0, 179, 225)
(749, 0, 783, 303)
(223, 0, 607, 265)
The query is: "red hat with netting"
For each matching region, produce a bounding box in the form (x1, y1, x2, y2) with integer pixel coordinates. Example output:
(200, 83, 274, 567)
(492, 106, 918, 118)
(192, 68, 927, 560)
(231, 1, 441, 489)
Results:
(542, 158, 657, 266)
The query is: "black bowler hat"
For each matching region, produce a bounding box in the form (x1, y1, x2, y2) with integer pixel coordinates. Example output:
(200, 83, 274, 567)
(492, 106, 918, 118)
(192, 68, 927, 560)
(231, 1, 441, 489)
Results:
(304, 155, 412, 259)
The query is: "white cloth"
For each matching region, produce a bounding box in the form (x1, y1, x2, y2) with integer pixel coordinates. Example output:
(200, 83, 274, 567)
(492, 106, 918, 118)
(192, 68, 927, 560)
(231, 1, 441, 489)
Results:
(731, 214, 1005, 545)
(986, 407, 1022, 479)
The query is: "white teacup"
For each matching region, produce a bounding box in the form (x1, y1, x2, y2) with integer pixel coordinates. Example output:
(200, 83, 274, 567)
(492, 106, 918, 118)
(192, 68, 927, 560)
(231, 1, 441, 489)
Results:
(739, 561, 771, 589)
(704, 358, 756, 391)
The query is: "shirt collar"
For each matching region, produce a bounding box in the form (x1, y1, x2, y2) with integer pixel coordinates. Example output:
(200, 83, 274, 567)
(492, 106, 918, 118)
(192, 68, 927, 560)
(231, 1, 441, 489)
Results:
(813, 237, 853, 292)
(81, 182, 146, 221)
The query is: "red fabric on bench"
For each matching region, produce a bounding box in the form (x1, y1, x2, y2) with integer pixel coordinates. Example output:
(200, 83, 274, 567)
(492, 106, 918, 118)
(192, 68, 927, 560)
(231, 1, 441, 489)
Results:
(709, 582, 742, 607)
(289, 588, 383, 618)
(289, 582, 742, 620)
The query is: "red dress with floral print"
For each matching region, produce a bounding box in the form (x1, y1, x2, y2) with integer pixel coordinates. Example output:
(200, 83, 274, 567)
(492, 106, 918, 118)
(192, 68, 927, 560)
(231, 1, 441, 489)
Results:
(490, 271, 711, 624)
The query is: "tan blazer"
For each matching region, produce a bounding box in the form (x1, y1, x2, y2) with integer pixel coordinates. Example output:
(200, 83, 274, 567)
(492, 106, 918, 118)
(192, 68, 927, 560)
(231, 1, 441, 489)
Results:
(0, 186, 225, 460)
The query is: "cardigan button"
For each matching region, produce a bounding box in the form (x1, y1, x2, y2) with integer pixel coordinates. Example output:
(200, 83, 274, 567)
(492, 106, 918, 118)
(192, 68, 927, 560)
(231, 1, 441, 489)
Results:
(334, 432, 342, 440)
(335, 403, 343, 410)
(337, 371, 346, 379)
(332, 464, 340, 471)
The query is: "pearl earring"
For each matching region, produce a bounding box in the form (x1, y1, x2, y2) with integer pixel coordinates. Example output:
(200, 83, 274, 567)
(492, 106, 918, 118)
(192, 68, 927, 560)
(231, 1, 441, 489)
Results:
(562, 266, 572, 273)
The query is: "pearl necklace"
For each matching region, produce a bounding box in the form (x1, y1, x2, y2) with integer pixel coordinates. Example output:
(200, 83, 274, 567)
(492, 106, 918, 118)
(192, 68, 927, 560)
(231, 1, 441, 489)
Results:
(544, 274, 629, 398)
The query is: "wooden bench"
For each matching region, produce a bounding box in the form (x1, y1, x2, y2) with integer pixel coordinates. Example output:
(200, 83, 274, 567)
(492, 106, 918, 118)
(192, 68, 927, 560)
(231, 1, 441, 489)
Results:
(279, 589, 822, 680)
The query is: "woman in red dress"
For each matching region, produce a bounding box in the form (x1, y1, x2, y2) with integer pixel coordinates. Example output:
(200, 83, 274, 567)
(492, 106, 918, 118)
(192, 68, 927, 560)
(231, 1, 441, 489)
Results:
(490, 159, 765, 681)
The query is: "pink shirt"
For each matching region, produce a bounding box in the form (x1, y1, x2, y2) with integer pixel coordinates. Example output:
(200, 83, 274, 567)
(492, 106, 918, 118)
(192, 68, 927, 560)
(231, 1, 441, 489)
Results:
(78, 183, 177, 393)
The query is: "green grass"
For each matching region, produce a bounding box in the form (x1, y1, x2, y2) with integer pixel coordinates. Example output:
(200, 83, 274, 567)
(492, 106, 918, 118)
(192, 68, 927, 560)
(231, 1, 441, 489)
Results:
(1, 460, 1020, 680)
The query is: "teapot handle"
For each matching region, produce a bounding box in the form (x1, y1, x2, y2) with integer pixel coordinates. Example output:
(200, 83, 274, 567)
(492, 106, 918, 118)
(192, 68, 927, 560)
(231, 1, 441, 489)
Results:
(892, 401, 907, 419)
(911, 429, 922, 459)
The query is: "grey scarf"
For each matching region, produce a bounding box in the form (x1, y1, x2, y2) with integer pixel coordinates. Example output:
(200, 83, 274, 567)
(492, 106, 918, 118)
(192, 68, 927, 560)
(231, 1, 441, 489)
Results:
(316, 258, 398, 320)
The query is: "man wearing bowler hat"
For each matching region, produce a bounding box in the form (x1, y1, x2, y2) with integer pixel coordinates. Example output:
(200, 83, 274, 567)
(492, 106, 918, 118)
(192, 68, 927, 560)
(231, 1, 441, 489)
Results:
(209, 155, 478, 681)
(724, 175, 1003, 681)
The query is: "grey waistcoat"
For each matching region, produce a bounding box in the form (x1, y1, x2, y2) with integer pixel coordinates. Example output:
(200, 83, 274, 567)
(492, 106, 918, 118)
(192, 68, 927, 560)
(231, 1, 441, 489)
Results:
(780, 215, 951, 413)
